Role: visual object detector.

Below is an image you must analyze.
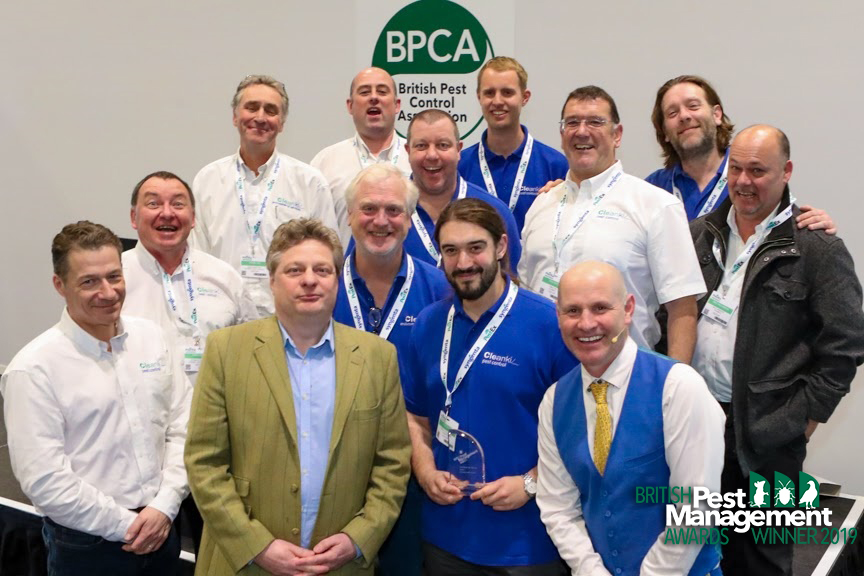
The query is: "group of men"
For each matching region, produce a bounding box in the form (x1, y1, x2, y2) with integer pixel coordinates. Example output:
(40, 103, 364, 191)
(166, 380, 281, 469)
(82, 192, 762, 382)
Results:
(2, 55, 863, 576)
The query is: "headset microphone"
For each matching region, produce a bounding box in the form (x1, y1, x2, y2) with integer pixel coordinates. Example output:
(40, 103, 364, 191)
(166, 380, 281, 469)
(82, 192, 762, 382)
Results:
(610, 327, 628, 344)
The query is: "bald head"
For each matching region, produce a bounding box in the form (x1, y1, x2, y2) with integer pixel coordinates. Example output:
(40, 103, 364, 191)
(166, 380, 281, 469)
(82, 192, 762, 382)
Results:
(728, 124, 793, 225)
(348, 67, 401, 139)
(557, 261, 635, 377)
(734, 124, 790, 162)
(350, 67, 397, 96)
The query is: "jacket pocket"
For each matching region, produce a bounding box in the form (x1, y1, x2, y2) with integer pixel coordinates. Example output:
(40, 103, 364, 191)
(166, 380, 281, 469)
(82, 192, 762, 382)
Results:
(745, 377, 808, 452)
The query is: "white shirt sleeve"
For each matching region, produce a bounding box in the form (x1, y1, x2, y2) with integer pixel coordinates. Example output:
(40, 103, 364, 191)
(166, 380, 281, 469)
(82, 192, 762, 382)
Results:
(536, 385, 613, 576)
(639, 363, 725, 575)
(2, 369, 138, 541)
(647, 202, 707, 304)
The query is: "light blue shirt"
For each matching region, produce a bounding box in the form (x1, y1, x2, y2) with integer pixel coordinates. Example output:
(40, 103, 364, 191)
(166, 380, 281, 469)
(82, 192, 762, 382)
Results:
(278, 320, 336, 549)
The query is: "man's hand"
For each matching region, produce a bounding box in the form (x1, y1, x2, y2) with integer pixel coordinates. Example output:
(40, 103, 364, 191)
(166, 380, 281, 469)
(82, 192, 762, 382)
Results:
(538, 179, 564, 194)
(805, 419, 820, 440)
(122, 507, 171, 555)
(797, 205, 837, 235)
(295, 533, 357, 572)
(254, 539, 321, 576)
(418, 469, 464, 506)
(469, 476, 530, 511)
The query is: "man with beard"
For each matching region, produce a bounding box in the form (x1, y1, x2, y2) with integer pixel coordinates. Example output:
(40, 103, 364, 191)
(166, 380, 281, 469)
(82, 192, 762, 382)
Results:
(312, 67, 411, 246)
(458, 57, 568, 232)
(404, 109, 522, 270)
(647, 74, 834, 230)
(333, 163, 450, 575)
(404, 198, 576, 574)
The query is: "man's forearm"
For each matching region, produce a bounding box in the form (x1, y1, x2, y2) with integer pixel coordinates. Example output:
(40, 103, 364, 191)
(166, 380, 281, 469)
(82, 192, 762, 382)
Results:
(665, 296, 698, 364)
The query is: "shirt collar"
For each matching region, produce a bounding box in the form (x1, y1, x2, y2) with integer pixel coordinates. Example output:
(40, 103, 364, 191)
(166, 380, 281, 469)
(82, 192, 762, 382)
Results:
(235, 148, 278, 179)
(58, 308, 128, 357)
(349, 249, 409, 284)
(453, 276, 512, 321)
(581, 337, 637, 392)
(565, 160, 623, 199)
(133, 241, 191, 277)
(278, 319, 335, 358)
(727, 201, 782, 241)
(480, 125, 529, 160)
(355, 131, 401, 161)
(672, 147, 730, 184)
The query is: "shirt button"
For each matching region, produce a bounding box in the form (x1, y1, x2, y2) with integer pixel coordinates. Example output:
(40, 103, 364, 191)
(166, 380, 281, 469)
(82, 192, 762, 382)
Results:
(604, 510, 612, 518)
(291, 484, 299, 493)
(302, 432, 309, 438)
(612, 550, 619, 557)
(302, 469, 308, 475)
(781, 250, 787, 254)
(602, 490, 608, 497)
(616, 569, 622, 574)
(302, 360, 308, 365)
(763, 256, 770, 262)
(292, 528, 300, 535)
(608, 531, 614, 538)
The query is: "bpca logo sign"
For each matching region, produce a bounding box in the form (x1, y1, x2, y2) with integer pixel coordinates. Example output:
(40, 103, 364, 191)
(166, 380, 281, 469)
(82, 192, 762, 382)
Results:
(749, 471, 820, 509)
(365, 0, 512, 140)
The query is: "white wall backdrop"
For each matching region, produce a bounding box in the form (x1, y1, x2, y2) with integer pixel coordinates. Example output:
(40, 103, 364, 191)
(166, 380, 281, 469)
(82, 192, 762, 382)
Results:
(2, 1, 863, 491)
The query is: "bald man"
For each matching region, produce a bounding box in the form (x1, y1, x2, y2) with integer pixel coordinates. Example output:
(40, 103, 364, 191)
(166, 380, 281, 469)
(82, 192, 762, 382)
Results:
(312, 67, 411, 245)
(690, 125, 864, 576)
(536, 261, 725, 576)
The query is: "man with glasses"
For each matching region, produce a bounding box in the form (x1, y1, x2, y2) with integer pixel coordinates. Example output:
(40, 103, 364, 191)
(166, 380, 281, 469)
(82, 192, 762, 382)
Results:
(458, 57, 568, 232)
(333, 163, 450, 575)
(191, 74, 337, 319)
(519, 86, 705, 363)
(312, 67, 411, 246)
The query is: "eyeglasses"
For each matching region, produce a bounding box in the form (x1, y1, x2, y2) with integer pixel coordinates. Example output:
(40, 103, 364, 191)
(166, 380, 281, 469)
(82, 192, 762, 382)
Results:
(368, 307, 383, 334)
(559, 117, 610, 132)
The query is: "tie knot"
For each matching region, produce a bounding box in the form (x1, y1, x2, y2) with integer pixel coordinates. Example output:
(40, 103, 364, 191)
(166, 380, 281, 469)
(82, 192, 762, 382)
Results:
(591, 379, 609, 404)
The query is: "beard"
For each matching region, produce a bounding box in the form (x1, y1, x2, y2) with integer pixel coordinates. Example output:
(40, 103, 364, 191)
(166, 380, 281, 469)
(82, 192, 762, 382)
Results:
(674, 122, 718, 163)
(447, 262, 500, 301)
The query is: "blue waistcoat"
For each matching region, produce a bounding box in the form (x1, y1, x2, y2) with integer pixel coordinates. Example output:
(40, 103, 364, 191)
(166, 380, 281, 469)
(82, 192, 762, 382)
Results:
(552, 348, 720, 575)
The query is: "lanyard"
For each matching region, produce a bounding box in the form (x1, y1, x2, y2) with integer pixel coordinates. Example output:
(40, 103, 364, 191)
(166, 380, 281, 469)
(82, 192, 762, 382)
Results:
(411, 178, 467, 263)
(160, 252, 201, 344)
(712, 199, 796, 293)
(343, 254, 415, 341)
(673, 160, 728, 218)
(354, 134, 402, 170)
(440, 281, 518, 410)
(552, 168, 623, 274)
(478, 133, 534, 212)
(235, 156, 282, 257)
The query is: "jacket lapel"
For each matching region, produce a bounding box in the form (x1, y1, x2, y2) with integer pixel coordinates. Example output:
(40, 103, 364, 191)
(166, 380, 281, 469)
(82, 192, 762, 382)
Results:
(254, 317, 298, 447)
(329, 323, 363, 455)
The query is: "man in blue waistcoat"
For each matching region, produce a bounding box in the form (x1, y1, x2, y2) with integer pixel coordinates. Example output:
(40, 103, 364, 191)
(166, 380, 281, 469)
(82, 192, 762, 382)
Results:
(536, 261, 725, 575)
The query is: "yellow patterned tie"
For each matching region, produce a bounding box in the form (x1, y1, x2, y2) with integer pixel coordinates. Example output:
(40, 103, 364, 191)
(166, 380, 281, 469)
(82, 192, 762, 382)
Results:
(591, 379, 612, 475)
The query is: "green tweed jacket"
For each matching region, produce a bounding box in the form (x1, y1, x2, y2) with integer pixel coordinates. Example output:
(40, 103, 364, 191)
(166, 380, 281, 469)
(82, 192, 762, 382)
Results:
(185, 317, 411, 575)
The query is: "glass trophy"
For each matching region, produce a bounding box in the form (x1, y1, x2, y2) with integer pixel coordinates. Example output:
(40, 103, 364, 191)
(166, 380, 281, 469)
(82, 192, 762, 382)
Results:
(446, 429, 486, 494)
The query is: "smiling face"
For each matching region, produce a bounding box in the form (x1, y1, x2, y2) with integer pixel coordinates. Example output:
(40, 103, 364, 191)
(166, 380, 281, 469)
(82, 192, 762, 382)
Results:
(660, 82, 722, 162)
(270, 239, 339, 324)
(233, 83, 286, 151)
(438, 219, 506, 301)
(131, 176, 195, 259)
(557, 262, 634, 377)
(348, 67, 400, 140)
(407, 118, 463, 197)
(348, 173, 411, 259)
(560, 98, 622, 183)
(53, 246, 125, 341)
(477, 68, 530, 133)
(728, 126, 792, 226)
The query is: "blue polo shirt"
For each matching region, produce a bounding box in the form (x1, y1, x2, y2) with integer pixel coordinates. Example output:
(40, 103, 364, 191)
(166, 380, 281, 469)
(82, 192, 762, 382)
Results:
(459, 126, 569, 232)
(404, 280, 577, 566)
(644, 148, 730, 221)
(334, 250, 451, 386)
(404, 176, 523, 271)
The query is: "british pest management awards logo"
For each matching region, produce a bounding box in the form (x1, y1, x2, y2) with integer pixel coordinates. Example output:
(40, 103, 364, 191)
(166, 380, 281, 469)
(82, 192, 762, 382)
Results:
(636, 473, 858, 546)
(372, 0, 493, 139)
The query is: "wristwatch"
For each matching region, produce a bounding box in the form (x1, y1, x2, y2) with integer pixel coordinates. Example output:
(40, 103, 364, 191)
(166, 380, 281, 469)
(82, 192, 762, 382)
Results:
(523, 472, 537, 498)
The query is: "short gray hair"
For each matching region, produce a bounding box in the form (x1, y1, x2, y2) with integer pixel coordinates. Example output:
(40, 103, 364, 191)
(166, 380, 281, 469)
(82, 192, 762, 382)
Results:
(345, 164, 419, 217)
(232, 75, 289, 116)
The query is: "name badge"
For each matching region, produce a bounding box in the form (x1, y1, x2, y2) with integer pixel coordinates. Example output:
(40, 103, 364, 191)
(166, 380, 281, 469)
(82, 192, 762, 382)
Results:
(436, 410, 459, 451)
(240, 256, 269, 279)
(184, 346, 204, 373)
(701, 290, 737, 327)
(537, 271, 560, 301)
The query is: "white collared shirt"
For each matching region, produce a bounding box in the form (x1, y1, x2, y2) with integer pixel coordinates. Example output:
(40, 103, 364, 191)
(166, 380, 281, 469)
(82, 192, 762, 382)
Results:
(311, 132, 411, 246)
(0, 311, 191, 541)
(190, 149, 338, 318)
(122, 243, 253, 386)
(536, 338, 725, 575)
(692, 204, 781, 402)
(519, 161, 706, 349)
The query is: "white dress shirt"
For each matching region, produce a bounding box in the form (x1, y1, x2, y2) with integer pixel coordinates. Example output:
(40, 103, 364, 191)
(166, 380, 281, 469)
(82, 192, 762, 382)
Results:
(0, 311, 191, 541)
(311, 132, 410, 246)
(692, 204, 781, 402)
(536, 338, 725, 575)
(519, 161, 706, 349)
(122, 242, 253, 386)
(190, 149, 338, 318)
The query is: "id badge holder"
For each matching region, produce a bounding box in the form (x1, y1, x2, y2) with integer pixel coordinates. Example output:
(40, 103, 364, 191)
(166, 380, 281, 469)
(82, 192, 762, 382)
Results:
(701, 290, 737, 327)
(240, 255, 269, 279)
(436, 410, 459, 451)
(537, 271, 560, 300)
(184, 346, 204, 373)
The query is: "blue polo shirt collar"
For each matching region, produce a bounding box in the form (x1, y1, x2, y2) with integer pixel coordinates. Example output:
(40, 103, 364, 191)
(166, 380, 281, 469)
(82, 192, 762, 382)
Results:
(480, 125, 529, 161)
(452, 276, 512, 322)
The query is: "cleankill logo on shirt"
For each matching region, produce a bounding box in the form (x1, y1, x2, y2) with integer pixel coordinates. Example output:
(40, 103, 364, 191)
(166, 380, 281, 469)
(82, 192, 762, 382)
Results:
(371, 0, 494, 139)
